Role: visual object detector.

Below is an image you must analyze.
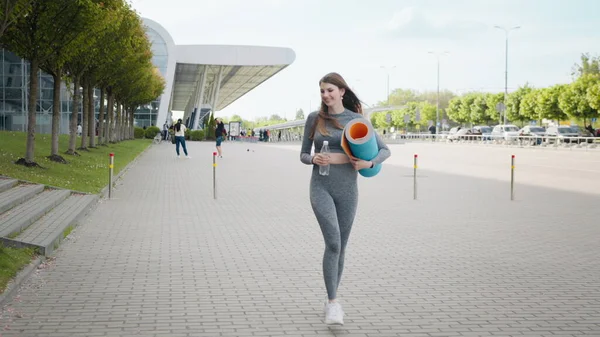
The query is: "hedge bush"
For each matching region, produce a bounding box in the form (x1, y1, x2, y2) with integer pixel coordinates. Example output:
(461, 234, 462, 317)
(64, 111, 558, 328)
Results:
(144, 126, 161, 139)
(189, 130, 205, 141)
(134, 127, 145, 139)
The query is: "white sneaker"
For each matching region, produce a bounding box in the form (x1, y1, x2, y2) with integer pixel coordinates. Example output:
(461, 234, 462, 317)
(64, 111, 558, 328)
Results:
(177, 155, 180, 158)
(186, 155, 191, 159)
(324, 302, 344, 325)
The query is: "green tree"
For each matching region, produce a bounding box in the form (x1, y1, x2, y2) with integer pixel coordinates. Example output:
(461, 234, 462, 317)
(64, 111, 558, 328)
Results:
(458, 93, 478, 124)
(93, 0, 133, 145)
(586, 82, 600, 114)
(389, 109, 405, 128)
(0, 0, 32, 37)
(110, 5, 156, 142)
(559, 74, 600, 125)
(418, 89, 456, 110)
(446, 96, 468, 123)
(295, 108, 305, 120)
(206, 112, 216, 139)
(372, 111, 389, 129)
(381, 88, 455, 110)
(40, 0, 99, 163)
(571, 53, 600, 79)
(506, 85, 533, 124)
(63, 0, 125, 152)
(469, 94, 489, 125)
(1, 0, 92, 166)
(485, 92, 505, 124)
(269, 114, 284, 121)
(370, 111, 381, 129)
(416, 102, 437, 128)
(230, 114, 243, 121)
(536, 84, 567, 123)
(519, 89, 541, 122)
(384, 88, 418, 106)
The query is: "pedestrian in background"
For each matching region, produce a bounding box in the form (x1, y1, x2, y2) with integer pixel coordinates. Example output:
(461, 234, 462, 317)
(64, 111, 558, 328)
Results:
(174, 119, 190, 159)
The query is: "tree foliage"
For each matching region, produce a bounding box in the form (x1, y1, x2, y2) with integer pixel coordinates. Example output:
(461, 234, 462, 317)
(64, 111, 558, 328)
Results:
(571, 53, 600, 79)
(0, 0, 166, 165)
(0, 0, 33, 37)
(559, 74, 600, 124)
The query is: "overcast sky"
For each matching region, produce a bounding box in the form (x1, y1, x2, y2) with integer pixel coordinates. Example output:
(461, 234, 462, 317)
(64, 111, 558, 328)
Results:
(130, 0, 600, 121)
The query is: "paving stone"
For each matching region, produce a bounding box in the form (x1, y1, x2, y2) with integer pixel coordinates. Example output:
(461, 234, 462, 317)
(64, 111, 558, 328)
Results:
(0, 141, 598, 337)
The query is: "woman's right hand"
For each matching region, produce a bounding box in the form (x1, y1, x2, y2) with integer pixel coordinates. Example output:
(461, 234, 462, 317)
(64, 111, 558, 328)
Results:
(312, 153, 330, 166)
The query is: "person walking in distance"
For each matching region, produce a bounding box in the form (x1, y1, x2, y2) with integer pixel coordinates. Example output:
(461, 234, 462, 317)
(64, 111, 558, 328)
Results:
(300, 72, 391, 325)
(215, 118, 225, 158)
(174, 119, 190, 158)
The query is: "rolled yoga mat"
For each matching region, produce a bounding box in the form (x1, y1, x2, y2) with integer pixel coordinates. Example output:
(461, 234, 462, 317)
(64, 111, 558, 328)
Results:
(340, 118, 382, 177)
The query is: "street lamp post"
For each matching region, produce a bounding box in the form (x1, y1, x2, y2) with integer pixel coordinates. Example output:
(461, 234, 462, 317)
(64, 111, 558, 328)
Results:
(428, 51, 449, 134)
(380, 66, 396, 106)
(494, 25, 520, 125)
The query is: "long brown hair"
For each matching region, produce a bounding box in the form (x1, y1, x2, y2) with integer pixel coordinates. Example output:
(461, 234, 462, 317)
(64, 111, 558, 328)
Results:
(310, 72, 363, 139)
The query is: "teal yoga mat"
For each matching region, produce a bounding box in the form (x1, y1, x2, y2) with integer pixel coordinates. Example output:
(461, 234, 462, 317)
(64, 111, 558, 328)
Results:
(341, 118, 382, 177)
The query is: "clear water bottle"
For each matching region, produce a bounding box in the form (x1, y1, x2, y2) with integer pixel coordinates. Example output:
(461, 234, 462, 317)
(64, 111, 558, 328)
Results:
(319, 141, 330, 176)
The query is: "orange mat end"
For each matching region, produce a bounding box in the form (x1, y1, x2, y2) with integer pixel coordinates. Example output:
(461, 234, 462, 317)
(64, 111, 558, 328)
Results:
(349, 123, 368, 140)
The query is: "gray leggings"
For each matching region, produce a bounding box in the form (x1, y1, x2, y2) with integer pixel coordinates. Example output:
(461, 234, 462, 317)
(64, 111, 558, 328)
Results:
(310, 163, 358, 300)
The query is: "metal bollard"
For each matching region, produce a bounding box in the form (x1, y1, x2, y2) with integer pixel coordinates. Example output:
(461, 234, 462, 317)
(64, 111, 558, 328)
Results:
(511, 154, 515, 201)
(213, 152, 217, 199)
(413, 154, 418, 200)
(108, 153, 114, 199)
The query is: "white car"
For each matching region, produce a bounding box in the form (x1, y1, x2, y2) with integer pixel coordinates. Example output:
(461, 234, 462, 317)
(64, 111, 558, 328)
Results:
(491, 124, 520, 141)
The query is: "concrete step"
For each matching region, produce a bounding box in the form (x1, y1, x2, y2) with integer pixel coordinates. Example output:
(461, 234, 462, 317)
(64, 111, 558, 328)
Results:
(0, 189, 71, 238)
(0, 184, 45, 214)
(0, 178, 18, 193)
(15, 193, 98, 256)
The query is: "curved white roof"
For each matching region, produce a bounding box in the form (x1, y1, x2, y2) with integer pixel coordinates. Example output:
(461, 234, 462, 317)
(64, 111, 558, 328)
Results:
(172, 45, 295, 113)
(142, 17, 296, 125)
(176, 44, 296, 66)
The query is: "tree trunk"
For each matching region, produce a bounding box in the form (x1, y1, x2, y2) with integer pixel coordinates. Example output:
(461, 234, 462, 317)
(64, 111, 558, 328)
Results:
(106, 89, 113, 143)
(50, 73, 61, 156)
(21, 57, 39, 166)
(129, 108, 134, 139)
(123, 108, 128, 140)
(113, 101, 118, 143)
(98, 88, 105, 145)
(121, 107, 126, 141)
(116, 104, 122, 142)
(67, 77, 79, 155)
(121, 106, 126, 141)
(48, 73, 66, 163)
(80, 81, 88, 149)
(88, 84, 96, 147)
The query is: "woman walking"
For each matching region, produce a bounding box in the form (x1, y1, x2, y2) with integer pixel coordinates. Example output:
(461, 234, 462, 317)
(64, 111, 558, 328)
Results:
(174, 119, 190, 158)
(215, 118, 225, 158)
(300, 72, 391, 325)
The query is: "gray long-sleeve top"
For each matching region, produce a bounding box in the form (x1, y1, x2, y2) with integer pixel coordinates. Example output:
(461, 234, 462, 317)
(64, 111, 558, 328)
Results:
(300, 109, 391, 165)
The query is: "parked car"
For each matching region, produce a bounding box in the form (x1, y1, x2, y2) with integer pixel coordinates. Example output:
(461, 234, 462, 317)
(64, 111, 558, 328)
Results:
(545, 126, 579, 143)
(518, 126, 546, 145)
(473, 125, 493, 140)
(448, 128, 477, 141)
(491, 124, 520, 141)
(569, 125, 595, 143)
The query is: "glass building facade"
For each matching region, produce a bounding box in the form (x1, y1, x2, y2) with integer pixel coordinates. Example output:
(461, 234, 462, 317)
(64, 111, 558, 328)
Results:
(0, 24, 168, 133)
(0, 48, 100, 134)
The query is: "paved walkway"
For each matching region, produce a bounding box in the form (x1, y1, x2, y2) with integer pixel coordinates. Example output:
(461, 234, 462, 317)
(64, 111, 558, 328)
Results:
(1, 140, 599, 337)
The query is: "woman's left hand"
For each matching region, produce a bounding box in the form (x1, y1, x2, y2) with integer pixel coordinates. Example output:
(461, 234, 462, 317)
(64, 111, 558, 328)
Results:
(350, 158, 372, 171)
